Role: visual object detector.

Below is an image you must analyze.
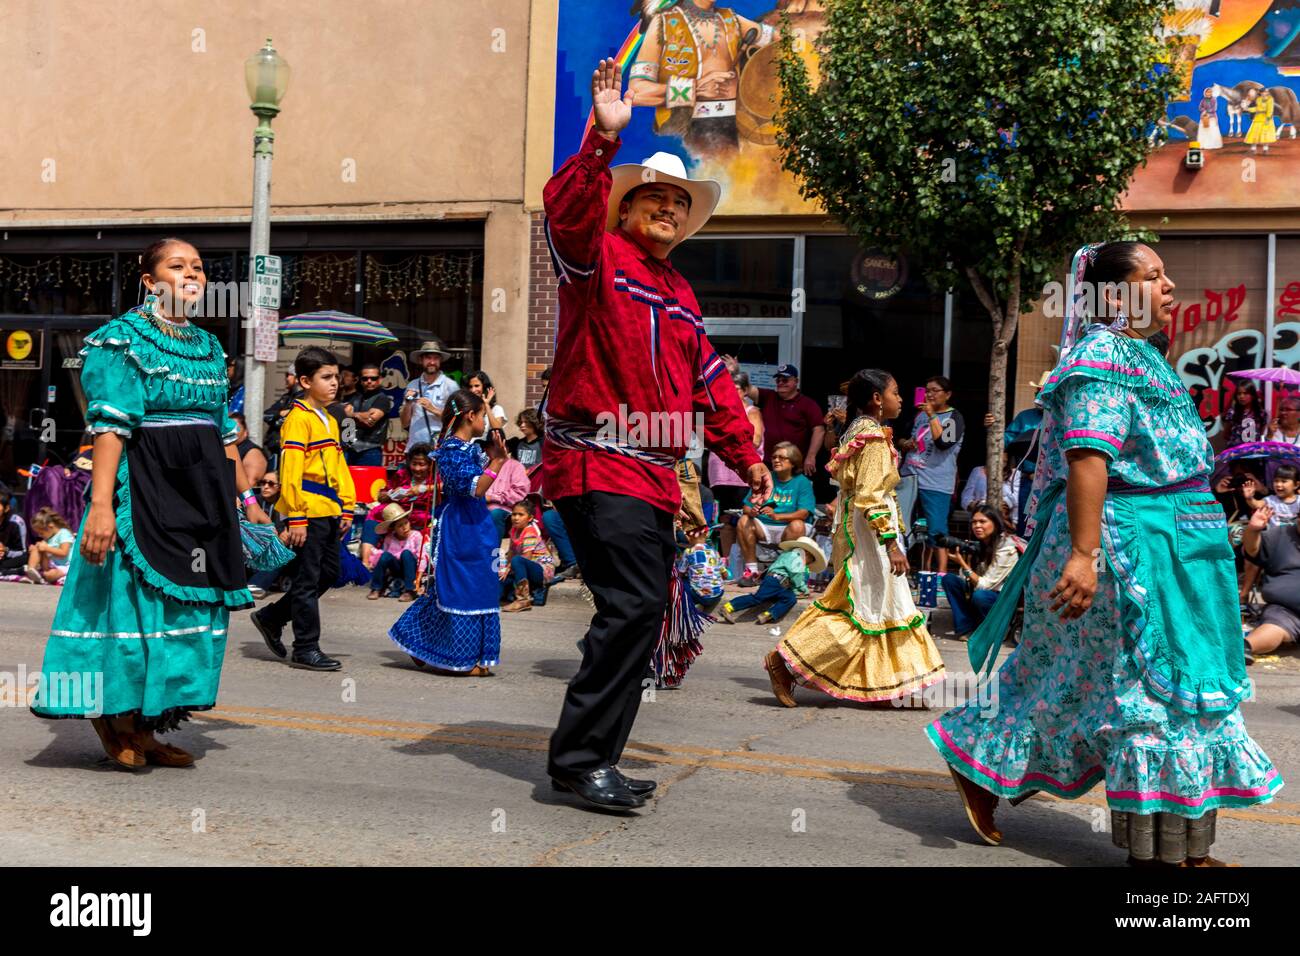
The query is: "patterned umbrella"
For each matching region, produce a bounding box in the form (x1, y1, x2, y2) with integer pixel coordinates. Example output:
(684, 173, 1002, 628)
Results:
(1215, 441, 1300, 465)
(279, 311, 397, 345)
(1228, 367, 1300, 387)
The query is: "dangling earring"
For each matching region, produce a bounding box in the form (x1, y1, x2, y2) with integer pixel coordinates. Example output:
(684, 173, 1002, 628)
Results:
(1112, 311, 1130, 333)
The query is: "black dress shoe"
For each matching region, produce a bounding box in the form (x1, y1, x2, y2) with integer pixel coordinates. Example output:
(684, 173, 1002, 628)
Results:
(250, 610, 286, 659)
(612, 767, 657, 796)
(550, 767, 646, 810)
(289, 648, 342, 671)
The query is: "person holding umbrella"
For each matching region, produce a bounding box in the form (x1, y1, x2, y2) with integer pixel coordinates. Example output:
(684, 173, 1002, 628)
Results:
(401, 340, 458, 449)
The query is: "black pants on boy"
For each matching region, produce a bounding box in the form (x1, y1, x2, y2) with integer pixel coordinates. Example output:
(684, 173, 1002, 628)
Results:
(548, 492, 676, 779)
(261, 516, 340, 653)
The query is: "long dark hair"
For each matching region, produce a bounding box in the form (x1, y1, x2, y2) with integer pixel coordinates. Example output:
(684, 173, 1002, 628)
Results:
(845, 368, 895, 421)
(970, 504, 1008, 572)
(441, 387, 485, 439)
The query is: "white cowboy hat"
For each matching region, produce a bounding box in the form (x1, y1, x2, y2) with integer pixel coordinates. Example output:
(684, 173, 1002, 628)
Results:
(606, 152, 721, 250)
(375, 503, 413, 534)
(409, 339, 452, 363)
(780, 535, 828, 575)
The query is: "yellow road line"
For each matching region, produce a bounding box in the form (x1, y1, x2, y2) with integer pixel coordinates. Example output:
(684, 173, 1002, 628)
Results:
(198, 707, 1300, 827)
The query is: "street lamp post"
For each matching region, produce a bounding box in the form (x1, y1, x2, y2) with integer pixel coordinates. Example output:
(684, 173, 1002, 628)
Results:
(243, 38, 290, 446)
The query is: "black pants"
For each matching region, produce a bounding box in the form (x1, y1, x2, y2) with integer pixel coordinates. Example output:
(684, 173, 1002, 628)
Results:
(0, 553, 28, 573)
(261, 516, 340, 653)
(548, 492, 676, 778)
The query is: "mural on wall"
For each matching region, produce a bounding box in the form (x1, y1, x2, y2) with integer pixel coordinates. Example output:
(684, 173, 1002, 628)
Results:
(552, 0, 827, 216)
(1126, 0, 1300, 210)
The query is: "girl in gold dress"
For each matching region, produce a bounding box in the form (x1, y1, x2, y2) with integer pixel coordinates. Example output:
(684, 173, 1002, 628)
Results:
(764, 369, 945, 706)
(1243, 88, 1277, 153)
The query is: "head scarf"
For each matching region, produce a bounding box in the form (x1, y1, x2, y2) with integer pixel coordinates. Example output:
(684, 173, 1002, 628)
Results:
(1060, 242, 1104, 353)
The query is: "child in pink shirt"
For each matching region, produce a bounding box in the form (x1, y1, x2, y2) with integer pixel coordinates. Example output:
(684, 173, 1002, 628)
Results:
(499, 501, 556, 612)
(368, 504, 422, 601)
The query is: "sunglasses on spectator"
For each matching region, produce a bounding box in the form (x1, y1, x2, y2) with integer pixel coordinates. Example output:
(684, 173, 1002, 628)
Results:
(360, 375, 381, 381)
(259, 479, 279, 486)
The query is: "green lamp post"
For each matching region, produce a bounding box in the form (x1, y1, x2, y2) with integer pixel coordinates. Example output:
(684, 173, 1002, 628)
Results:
(243, 38, 290, 446)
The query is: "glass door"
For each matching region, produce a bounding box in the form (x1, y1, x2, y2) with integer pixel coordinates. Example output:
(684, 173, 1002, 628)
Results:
(702, 320, 793, 388)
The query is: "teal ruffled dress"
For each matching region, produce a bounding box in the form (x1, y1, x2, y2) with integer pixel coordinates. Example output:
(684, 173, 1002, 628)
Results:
(30, 307, 251, 731)
(927, 326, 1282, 817)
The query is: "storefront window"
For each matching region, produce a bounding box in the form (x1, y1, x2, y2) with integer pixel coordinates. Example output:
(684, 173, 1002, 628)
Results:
(1, 254, 115, 316)
(0, 233, 484, 496)
(803, 235, 994, 478)
(674, 238, 794, 318)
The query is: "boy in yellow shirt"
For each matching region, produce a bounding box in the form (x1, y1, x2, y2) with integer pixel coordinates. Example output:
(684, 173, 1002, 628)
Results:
(251, 347, 356, 670)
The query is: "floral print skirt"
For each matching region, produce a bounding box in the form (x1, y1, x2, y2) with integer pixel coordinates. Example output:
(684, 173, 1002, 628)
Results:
(927, 494, 1282, 817)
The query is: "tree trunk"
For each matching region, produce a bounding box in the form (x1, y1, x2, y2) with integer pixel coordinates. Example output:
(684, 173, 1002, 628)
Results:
(986, 336, 1010, 497)
(969, 236, 1025, 513)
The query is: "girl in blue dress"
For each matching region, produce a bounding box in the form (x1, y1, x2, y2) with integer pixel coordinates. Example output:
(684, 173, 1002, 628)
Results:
(928, 241, 1281, 865)
(31, 238, 269, 770)
(390, 389, 509, 675)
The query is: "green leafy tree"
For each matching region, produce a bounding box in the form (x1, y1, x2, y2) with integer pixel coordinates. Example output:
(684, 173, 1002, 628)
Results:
(777, 0, 1184, 489)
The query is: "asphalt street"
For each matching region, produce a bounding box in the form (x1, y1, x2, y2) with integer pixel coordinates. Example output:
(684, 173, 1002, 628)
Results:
(2, 581, 1297, 866)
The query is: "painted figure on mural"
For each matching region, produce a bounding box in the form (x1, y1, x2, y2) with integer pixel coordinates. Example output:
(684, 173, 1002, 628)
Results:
(1198, 86, 1224, 149)
(1242, 87, 1279, 152)
(1212, 81, 1297, 142)
(627, 0, 776, 160)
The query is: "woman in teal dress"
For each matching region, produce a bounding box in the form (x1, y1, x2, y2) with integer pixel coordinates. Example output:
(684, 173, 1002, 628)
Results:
(928, 241, 1282, 865)
(30, 238, 268, 770)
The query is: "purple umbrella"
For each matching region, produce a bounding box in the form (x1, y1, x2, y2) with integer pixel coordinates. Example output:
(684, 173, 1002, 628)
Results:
(1215, 441, 1300, 465)
(1228, 367, 1300, 387)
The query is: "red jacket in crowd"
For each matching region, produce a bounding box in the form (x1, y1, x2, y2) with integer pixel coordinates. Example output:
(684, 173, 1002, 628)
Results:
(540, 127, 761, 514)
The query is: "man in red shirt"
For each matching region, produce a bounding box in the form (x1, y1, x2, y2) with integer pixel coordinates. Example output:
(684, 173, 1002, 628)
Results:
(751, 363, 825, 477)
(542, 59, 772, 811)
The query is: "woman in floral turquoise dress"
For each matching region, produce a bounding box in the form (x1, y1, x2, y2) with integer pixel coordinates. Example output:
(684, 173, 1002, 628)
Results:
(30, 238, 268, 770)
(927, 241, 1281, 866)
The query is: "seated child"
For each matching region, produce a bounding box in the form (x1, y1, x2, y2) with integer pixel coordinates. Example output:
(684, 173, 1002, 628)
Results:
(368, 504, 421, 601)
(719, 536, 826, 625)
(500, 501, 555, 612)
(24, 507, 75, 585)
(680, 525, 725, 615)
(1250, 464, 1300, 526)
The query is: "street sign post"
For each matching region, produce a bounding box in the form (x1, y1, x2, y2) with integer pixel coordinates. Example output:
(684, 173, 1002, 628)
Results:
(253, 254, 282, 309)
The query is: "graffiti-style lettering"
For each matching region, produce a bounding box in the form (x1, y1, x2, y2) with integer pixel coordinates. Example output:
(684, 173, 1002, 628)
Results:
(1168, 284, 1246, 345)
(1172, 322, 1300, 438)
(1278, 282, 1300, 321)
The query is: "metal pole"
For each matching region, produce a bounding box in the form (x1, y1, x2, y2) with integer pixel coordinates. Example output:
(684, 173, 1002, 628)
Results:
(244, 110, 275, 446)
(1265, 233, 1277, 417)
(942, 287, 954, 379)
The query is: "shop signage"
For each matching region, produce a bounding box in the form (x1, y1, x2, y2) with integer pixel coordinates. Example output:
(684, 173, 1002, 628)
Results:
(2, 329, 43, 370)
(852, 249, 908, 301)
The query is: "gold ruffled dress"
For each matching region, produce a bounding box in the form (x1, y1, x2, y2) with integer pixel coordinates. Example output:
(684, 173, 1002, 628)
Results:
(777, 417, 945, 701)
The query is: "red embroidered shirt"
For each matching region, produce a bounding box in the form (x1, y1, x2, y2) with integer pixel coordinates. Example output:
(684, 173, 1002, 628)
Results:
(541, 127, 761, 514)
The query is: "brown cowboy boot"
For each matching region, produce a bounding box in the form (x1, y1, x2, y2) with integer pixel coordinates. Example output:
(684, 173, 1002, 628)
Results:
(503, 580, 532, 613)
